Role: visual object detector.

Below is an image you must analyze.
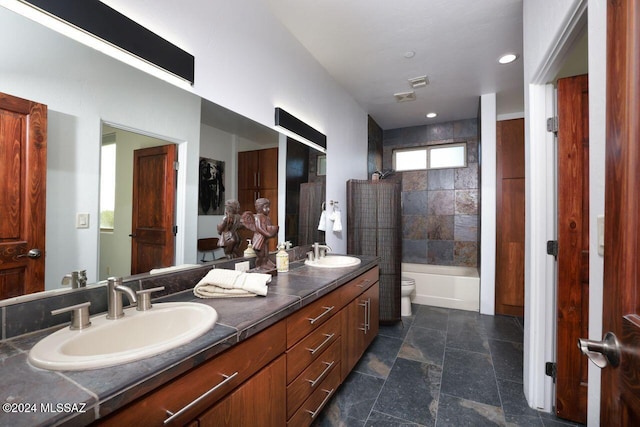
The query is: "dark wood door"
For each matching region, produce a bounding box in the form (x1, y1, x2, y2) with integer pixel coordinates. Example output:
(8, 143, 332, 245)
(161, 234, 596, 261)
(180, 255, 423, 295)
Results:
(598, 1, 640, 423)
(0, 92, 46, 299)
(555, 74, 589, 423)
(495, 118, 525, 316)
(130, 144, 176, 274)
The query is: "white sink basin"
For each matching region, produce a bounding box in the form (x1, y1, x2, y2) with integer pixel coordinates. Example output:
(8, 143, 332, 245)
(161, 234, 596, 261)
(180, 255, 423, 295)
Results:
(29, 302, 217, 371)
(305, 255, 361, 268)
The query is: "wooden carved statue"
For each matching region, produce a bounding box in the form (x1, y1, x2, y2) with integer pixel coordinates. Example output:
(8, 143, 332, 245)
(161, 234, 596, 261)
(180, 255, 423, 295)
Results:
(241, 198, 279, 270)
(217, 199, 243, 258)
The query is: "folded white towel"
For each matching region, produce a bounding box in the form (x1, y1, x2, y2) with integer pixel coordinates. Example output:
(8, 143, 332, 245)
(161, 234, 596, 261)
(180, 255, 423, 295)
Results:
(318, 210, 327, 231)
(193, 268, 271, 298)
(333, 210, 343, 232)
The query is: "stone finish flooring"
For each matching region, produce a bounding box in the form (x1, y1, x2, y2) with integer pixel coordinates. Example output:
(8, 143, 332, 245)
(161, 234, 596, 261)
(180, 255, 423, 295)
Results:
(313, 305, 586, 427)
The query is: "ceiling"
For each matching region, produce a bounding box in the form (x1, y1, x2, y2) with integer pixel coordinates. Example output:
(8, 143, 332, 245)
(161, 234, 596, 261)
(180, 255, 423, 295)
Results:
(266, 0, 524, 130)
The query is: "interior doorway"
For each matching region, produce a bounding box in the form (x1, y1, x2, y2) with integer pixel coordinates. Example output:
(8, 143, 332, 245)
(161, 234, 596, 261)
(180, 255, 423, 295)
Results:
(99, 123, 177, 279)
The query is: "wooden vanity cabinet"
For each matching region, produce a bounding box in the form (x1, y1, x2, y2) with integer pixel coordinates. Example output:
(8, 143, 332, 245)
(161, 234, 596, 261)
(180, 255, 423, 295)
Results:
(285, 266, 379, 426)
(96, 266, 379, 427)
(97, 321, 286, 426)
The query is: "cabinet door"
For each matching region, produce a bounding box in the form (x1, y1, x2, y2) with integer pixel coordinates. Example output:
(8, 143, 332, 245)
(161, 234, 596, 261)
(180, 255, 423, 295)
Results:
(238, 150, 259, 190)
(199, 355, 286, 427)
(258, 147, 278, 189)
(342, 282, 379, 377)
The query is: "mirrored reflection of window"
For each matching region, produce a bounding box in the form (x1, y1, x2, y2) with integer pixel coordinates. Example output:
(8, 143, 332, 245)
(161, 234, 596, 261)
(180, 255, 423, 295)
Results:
(100, 142, 116, 230)
(393, 142, 467, 171)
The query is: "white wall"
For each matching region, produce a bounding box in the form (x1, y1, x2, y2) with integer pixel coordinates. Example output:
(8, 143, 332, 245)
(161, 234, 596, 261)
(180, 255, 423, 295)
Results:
(0, 8, 201, 289)
(480, 94, 497, 315)
(103, 0, 370, 254)
(523, 0, 606, 421)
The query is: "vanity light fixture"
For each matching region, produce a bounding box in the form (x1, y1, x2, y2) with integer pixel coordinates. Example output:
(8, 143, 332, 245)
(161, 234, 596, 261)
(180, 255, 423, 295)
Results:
(274, 108, 327, 153)
(426, 112, 438, 118)
(4, 0, 194, 90)
(498, 53, 518, 64)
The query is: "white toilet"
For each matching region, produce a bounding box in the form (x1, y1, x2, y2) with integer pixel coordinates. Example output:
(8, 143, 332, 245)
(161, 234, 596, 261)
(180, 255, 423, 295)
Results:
(400, 277, 416, 316)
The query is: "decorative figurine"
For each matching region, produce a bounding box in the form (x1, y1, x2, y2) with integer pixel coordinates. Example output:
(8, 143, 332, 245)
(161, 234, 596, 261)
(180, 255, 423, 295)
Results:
(217, 199, 243, 258)
(241, 198, 279, 270)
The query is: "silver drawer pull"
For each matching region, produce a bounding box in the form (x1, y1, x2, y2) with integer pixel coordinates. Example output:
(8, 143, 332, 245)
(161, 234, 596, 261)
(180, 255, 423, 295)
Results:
(306, 361, 335, 387)
(306, 333, 335, 355)
(307, 306, 335, 324)
(356, 278, 371, 288)
(305, 388, 335, 419)
(164, 371, 238, 424)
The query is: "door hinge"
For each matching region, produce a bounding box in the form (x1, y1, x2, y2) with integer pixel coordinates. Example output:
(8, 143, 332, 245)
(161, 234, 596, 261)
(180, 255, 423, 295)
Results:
(546, 116, 558, 134)
(173, 161, 179, 171)
(547, 240, 558, 259)
(545, 362, 557, 382)
(173, 225, 178, 235)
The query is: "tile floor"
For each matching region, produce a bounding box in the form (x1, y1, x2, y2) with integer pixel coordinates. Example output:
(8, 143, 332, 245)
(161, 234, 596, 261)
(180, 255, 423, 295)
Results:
(314, 304, 586, 427)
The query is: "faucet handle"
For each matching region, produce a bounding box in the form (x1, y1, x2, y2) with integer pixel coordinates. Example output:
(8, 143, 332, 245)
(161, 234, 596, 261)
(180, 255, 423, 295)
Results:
(136, 286, 165, 311)
(51, 301, 91, 330)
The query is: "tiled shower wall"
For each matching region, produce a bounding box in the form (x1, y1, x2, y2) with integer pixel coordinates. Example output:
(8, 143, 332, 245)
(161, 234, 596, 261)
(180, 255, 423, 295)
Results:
(382, 118, 479, 267)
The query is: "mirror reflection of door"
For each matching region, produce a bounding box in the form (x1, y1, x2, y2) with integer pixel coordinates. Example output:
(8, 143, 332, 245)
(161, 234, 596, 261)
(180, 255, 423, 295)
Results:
(0, 92, 47, 299)
(99, 124, 176, 279)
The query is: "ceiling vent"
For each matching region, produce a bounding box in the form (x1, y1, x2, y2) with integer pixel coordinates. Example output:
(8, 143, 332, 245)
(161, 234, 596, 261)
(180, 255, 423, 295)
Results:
(394, 91, 416, 102)
(408, 75, 429, 89)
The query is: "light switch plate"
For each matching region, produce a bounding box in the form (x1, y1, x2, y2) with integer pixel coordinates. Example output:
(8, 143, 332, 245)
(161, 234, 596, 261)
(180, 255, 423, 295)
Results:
(597, 214, 605, 256)
(235, 261, 250, 272)
(76, 212, 90, 229)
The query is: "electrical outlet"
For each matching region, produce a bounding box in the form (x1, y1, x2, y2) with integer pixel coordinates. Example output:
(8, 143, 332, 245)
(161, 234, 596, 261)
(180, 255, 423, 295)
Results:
(235, 261, 250, 272)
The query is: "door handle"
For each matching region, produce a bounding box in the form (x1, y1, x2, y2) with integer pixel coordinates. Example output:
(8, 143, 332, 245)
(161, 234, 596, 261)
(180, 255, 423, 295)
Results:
(17, 249, 41, 259)
(129, 233, 137, 238)
(578, 332, 621, 368)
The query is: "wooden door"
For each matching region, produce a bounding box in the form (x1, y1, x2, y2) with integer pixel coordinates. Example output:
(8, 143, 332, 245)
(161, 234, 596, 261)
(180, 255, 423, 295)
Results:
(495, 119, 525, 316)
(555, 74, 589, 423)
(597, 0, 640, 423)
(0, 92, 46, 299)
(130, 144, 176, 274)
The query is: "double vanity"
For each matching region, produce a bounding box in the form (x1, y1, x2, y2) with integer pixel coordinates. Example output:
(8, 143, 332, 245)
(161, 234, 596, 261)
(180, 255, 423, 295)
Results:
(0, 253, 379, 426)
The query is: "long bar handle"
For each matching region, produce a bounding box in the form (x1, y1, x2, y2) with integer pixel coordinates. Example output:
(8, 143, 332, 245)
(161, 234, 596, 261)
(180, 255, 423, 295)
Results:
(306, 361, 335, 388)
(305, 388, 335, 419)
(307, 306, 335, 324)
(306, 333, 335, 355)
(164, 371, 238, 424)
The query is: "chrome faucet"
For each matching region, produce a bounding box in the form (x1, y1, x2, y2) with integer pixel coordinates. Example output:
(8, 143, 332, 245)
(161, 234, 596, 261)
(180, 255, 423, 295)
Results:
(312, 242, 332, 261)
(106, 277, 137, 319)
(61, 270, 87, 289)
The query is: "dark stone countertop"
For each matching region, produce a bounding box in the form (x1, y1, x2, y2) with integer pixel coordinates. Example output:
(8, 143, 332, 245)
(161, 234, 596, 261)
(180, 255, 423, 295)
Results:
(0, 255, 379, 427)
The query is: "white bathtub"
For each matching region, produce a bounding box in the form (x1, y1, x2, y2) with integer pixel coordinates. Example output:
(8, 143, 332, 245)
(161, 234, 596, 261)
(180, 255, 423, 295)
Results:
(401, 263, 479, 312)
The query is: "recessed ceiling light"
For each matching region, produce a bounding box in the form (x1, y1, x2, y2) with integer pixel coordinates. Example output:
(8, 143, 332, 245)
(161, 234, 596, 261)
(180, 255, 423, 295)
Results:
(426, 112, 437, 118)
(404, 51, 415, 59)
(498, 53, 518, 64)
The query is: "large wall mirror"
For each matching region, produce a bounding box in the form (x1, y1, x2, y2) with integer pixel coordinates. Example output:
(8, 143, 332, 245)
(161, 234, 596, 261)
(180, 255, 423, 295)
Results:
(0, 5, 326, 304)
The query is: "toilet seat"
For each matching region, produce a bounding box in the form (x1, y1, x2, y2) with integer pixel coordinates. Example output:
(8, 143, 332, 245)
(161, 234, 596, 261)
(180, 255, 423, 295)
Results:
(400, 277, 415, 316)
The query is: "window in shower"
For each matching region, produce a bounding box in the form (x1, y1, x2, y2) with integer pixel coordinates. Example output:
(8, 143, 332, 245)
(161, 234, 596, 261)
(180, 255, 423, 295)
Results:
(393, 142, 467, 171)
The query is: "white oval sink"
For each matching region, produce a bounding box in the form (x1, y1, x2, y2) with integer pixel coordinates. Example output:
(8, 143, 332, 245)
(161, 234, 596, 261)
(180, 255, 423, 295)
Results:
(29, 302, 217, 371)
(305, 255, 361, 268)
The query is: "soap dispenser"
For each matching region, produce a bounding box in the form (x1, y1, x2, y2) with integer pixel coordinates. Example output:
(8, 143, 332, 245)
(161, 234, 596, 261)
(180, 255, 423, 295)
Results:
(244, 239, 256, 258)
(276, 243, 289, 273)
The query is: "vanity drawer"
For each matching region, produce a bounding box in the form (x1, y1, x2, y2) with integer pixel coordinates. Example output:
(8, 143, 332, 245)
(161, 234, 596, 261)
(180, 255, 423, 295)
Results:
(99, 320, 286, 426)
(286, 266, 378, 347)
(287, 338, 341, 419)
(286, 313, 341, 384)
(287, 359, 341, 427)
(336, 266, 379, 304)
